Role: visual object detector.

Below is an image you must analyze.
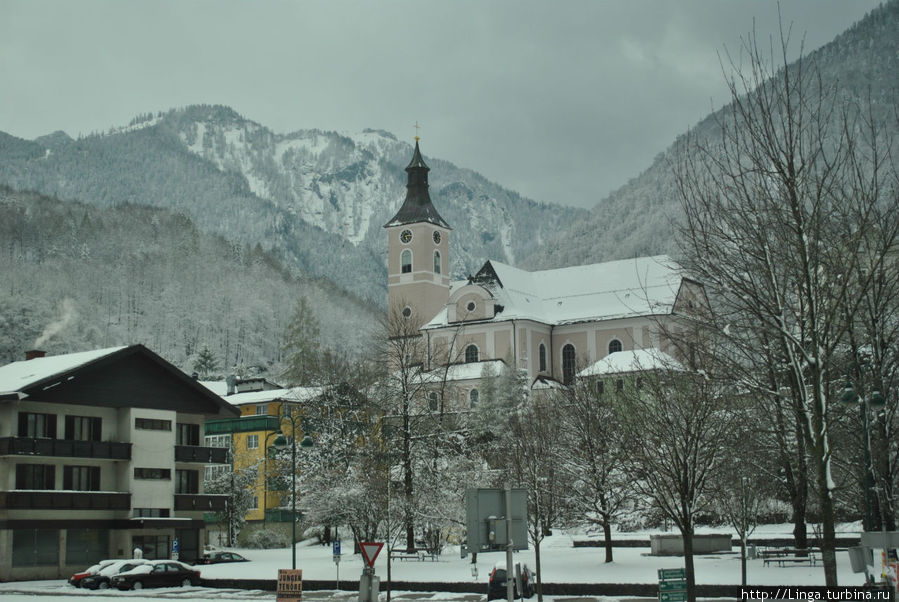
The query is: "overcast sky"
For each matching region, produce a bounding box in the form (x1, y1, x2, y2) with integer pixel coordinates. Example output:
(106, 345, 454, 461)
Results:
(0, 0, 882, 209)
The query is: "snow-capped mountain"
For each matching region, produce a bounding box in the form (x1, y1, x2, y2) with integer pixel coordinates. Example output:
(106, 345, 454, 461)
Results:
(0, 107, 584, 304)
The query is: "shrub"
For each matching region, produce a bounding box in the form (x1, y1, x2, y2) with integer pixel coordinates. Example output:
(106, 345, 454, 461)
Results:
(243, 529, 290, 549)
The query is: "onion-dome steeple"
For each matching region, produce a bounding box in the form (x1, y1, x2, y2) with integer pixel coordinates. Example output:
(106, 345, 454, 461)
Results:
(384, 140, 450, 229)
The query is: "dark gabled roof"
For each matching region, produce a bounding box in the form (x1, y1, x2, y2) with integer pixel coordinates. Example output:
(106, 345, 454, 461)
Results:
(384, 140, 450, 229)
(0, 344, 238, 418)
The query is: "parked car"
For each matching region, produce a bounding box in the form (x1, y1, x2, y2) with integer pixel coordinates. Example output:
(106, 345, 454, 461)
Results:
(487, 564, 536, 600)
(68, 559, 118, 587)
(110, 559, 200, 590)
(194, 551, 249, 565)
(80, 559, 148, 590)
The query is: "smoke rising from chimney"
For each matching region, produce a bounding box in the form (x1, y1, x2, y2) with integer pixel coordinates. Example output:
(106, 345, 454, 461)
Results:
(34, 298, 78, 348)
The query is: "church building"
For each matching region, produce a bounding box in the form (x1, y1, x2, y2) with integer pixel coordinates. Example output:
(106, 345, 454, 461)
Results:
(384, 139, 707, 408)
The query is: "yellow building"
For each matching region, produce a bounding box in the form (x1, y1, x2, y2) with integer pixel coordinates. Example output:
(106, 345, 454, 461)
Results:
(202, 378, 321, 541)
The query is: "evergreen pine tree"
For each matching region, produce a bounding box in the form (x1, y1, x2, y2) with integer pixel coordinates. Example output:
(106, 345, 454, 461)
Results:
(281, 297, 321, 386)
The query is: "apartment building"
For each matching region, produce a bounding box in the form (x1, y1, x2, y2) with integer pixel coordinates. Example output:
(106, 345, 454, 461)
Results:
(0, 345, 238, 580)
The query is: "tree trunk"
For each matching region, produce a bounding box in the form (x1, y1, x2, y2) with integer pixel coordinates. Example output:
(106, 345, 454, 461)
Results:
(534, 538, 543, 602)
(817, 454, 839, 586)
(740, 540, 747, 587)
(683, 527, 696, 602)
(603, 519, 613, 563)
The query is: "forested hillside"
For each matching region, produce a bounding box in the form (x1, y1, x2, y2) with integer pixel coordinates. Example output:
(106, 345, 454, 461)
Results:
(523, 0, 899, 270)
(0, 109, 584, 304)
(0, 187, 379, 374)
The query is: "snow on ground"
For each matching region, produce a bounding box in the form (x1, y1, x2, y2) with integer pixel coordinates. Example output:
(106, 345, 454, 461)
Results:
(0, 525, 879, 601)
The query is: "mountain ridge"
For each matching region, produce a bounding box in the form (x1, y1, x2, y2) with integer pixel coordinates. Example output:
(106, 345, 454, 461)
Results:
(0, 105, 585, 305)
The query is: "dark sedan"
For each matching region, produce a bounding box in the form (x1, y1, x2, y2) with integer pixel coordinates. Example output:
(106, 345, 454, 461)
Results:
(81, 559, 148, 590)
(110, 560, 200, 590)
(194, 551, 249, 565)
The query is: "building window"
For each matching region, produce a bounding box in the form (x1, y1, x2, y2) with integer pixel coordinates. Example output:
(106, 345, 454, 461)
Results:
(12, 529, 59, 567)
(176, 423, 200, 446)
(135, 418, 172, 431)
(205, 434, 231, 449)
(538, 344, 547, 372)
(175, 470, 199, 494)
(132, 535, 170, 560)
(401, 249, 412, 274)
(251, 496, 259, 510)
(63, 465, 101, 491)
(469, 389, 479, 408)
(18, 412, 57, 438)
(428, 391, 439, 412)
(464, 344, 479, 363)
(596, 380, 604, 396)
(608, 339, 622, 354)
(466, 301, 476, 312)
(16, 464, 55, 489)
(65, 415, 101, 441)
(616, 378, 624, 392)
(247, 434, 259, 449)
(205, 465, 228, 482)
(434, 250, 441, 274)
(562, 344, 576, 385)
(255, 404, 268, 416)
(66, 529, 109, 567)
(134, 508, 170, 518)
(134, 467, 171, 480)
(402, 306, 412, 318)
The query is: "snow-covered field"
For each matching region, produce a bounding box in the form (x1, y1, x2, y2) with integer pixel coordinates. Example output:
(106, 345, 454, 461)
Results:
(0, 524, 884, 601)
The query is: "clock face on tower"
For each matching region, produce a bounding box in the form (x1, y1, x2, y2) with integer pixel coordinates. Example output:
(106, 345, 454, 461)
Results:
(400, 229, 413, 244)
(433, 231, 441, 244)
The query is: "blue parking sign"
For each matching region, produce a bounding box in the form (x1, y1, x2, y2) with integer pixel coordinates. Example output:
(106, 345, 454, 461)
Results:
(332, 540, 341, 556)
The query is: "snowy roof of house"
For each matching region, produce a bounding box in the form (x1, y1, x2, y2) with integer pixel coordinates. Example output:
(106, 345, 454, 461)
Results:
(0, 346, 127, 392)
(219, 386, 325, 407)
(578, 349, 683, 377)
(200, 380, 228, 396)
(420, 359, 506, 384)
(423, 255, 687, 329)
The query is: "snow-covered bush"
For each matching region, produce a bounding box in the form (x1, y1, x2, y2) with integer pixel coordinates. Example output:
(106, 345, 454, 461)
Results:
(243, 530, 290, 549)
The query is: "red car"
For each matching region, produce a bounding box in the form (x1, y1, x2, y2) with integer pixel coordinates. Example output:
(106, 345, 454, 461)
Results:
(68, 559, 117, 587)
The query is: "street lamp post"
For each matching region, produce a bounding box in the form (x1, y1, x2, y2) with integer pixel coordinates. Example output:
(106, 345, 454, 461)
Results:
(842, 376, 886, 530)
(273, 404, 314, 570)
(842, 375, 886, 583)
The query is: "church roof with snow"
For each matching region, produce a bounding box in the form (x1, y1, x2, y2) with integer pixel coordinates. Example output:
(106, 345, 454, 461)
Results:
(423, 255, 689, 328)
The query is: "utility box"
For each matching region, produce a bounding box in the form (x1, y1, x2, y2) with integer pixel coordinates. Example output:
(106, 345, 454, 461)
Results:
(848, 546, 873, 573)
(465, 488, 528, 552)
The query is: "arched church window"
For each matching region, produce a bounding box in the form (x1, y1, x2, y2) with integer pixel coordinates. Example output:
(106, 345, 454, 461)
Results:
(538, 344, 547, 372)
(401, 249, 412, 274)
(464, 344, 479, 363)
(608, 339, 622, 354)
(469, 389, 479, 408)
(434, 250, 441, 274)
(562, 344, 576, 385)
(428, 391, 439, 412)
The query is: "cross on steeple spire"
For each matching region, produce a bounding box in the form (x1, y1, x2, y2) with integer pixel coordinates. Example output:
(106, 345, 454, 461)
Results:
(414, 121, 421, 141)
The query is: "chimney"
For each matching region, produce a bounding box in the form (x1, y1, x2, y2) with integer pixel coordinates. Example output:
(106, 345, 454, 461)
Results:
(25, 350, 46, 361)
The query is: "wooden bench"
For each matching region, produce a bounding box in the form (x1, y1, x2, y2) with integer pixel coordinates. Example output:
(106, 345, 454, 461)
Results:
(389, 549, 438, 561)
(760, 548, 819, 567)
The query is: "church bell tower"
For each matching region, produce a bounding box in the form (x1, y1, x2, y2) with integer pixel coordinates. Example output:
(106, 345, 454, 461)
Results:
(384, 138, 451, 329)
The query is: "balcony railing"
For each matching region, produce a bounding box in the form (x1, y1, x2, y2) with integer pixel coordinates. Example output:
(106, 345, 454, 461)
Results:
(174, 494, 228, 512)
(0, 437, 131, 460)
(174, 445, 229, 464)
(0, 490, 131, 510)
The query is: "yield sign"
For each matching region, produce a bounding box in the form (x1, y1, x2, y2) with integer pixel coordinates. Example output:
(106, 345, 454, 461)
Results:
(359, 542, 384, 567)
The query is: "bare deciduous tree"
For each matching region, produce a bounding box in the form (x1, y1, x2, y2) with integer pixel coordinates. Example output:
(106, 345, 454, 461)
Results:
(673, 21, 899, 586)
